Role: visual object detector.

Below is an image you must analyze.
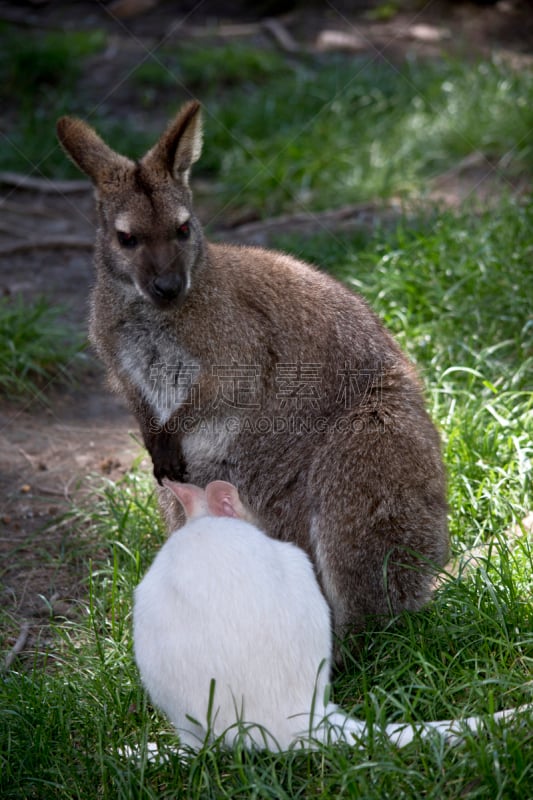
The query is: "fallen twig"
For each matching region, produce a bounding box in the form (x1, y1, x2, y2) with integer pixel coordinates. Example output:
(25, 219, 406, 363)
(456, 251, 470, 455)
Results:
(0, 237, 94, 256)
(0, 222, 28, 238)
(0, 172, 90, 194)
(169, 22, 262, 38)
(107, 0, 162, 19)
(17, 447, 40, 469)
(31, 485, 69, 498)
(218, 201, 400, 244)
(261, 18, 302, 54)
(0, 10, 61, 29)
(3, 621, 30, 672)
(0, 200, 63, 218)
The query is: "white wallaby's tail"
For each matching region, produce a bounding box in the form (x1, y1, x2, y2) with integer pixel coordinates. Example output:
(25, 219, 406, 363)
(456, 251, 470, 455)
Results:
(317, 704, 532, 749)
(121, 704, 531, 761)
(382, 705, 532, 748)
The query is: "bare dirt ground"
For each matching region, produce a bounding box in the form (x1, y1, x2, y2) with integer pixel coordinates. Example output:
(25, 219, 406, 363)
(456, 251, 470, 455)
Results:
(0, 0, 531, 664)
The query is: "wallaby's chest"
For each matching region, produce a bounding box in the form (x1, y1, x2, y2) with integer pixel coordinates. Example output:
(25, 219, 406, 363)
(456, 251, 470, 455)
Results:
(115, 315, 200, 425)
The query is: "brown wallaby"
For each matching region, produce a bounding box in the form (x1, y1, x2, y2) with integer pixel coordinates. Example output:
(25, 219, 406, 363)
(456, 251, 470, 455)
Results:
(56, 100, 449, 649)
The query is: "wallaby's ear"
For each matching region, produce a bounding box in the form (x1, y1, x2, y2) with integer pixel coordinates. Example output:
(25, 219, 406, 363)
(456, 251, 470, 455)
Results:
(143, 100, 203, 184)
(205, 480, 249, 520)
(163, 479, 207, 521)
(56, 117, 131, 185)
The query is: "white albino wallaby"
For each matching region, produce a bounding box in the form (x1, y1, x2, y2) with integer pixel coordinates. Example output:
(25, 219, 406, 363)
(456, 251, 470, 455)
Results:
(133, 481, 530, 754)
(133, 479, 353, 751)
(57, 102, 449, 656)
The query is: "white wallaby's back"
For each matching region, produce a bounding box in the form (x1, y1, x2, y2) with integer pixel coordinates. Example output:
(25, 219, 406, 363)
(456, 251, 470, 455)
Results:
(134, 498, 343, 750)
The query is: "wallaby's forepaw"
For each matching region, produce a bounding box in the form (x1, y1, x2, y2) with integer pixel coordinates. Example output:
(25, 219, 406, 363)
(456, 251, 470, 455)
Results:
(150, 431, 188, 485)
(153, 454, 188, 485)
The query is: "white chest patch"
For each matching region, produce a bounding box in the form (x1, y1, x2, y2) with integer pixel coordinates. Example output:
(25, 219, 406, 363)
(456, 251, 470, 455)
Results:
(118, 324, 201, 426)
(181, 422, 234, 469)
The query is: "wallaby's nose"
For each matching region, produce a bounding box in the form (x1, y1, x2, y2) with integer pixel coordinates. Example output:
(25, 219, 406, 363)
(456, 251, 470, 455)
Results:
(151, 274, 183, 303)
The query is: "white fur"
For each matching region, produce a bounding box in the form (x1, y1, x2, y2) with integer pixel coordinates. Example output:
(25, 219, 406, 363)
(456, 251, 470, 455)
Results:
(176, 206, 190, 226)
(181, 424, 234, 470)
(133, 514, 355, 750)
(114, 212, 132, 234)
(119, 341, 200, 426)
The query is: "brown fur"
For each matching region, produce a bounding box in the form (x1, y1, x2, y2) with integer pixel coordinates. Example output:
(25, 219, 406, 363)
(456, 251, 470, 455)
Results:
(57, 101, 449, 648)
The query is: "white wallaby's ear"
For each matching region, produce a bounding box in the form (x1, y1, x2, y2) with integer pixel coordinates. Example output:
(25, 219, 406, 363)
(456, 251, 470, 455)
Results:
(205, 481, 249, 520)
(163, 479, 208, 521)
(143, 100, 203, 184)
(56, 117, 131, 186)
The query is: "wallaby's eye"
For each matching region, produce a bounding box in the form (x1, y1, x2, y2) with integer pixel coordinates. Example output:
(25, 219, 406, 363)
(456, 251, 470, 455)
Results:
(117, 231, 138, 249)
(176, 221, 191, 240)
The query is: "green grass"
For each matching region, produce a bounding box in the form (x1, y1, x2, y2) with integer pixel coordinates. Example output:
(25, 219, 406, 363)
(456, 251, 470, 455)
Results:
(1, 197, 531, 798)
(1, 27, 105, 95)
(176, 51, 533, 216)
(0, 295, 85, 400)
(1, 27, 531, 204)
(134, 42, 288, 93)
(128, 47, 533, 216)
(0, 25, 106, 178)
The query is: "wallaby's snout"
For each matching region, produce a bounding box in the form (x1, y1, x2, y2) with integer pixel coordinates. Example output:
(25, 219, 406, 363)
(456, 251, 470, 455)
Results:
(138, 241, 189, 309)
(151, 272, 185, 306)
